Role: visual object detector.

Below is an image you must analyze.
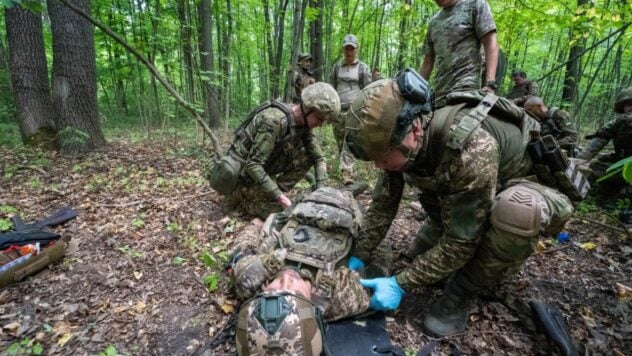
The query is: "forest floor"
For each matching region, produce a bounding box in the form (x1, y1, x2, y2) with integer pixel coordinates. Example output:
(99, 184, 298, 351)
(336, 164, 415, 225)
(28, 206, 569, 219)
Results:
(0, 136, 630, 355)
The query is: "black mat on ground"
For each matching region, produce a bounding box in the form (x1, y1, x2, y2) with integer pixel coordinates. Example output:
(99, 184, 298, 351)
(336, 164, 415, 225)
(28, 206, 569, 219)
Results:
(325, 312, 398, 356)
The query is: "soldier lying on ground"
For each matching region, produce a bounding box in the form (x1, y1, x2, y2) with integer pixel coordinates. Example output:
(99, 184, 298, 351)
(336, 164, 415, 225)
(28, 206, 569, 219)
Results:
(344, 76, 580, 338)
(205, 83, 341, 218)
(228, 186, 392, 355)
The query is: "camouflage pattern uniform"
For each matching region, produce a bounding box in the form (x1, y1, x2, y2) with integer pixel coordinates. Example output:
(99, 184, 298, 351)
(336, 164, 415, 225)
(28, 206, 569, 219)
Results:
(507, 80, 540, 106)
(231, 188, 393, 322)
(329, 60, 372, 174)
(422, 0, 496, 107)
(223, 106, 327, 218)
(539, 107, 578, 152)
(578, 87, 632, 180)
(292, 67, 315, 104)
(350, 100, 574, 291)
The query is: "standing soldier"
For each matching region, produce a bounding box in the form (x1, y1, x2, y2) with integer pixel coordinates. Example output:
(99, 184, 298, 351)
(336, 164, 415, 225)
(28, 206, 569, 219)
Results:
(343, 78, 576, 337)
(329, 34, 372, 185)
(507, 70, 540, 107)
(292, 53, 316, 104)
(206, 83, 340, 218)
(420, 0, 499, 108)
(578, 87, 632, 197)
(524, 96, 578, 154)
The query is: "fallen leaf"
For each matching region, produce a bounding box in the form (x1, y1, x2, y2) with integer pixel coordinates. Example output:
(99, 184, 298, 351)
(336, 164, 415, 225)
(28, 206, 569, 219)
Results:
(2, 322, 20, 337)
(220, 302, 234, 314)
(134, 271, 143, 280)
(536, 241, 547, 253)
(133, 301, 147, 313)
(614, 282, 632, 301)
(580, 242, 597, 250)
(58, 333, 73, 347)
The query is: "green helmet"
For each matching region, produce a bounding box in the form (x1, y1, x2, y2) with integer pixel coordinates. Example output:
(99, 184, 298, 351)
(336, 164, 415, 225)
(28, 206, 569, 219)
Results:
(236, 292, 324, 356)
(301, 82, 341, 122)
(614, 87, 632, 113)
(345, 79, 407, 161)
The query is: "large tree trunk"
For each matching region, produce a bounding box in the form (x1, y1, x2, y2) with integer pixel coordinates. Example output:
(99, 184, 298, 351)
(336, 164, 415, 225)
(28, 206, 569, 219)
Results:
(198, 0, 222, 128)
(5, 6, 55, 143)
(308, 0, 324, 82)
(47, 0, 106, 153)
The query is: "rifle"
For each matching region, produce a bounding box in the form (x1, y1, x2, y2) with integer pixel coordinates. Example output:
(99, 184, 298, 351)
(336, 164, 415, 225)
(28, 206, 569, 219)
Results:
(10, 207, 78, 231)
(0, 230, 61, 250)
(530, 301, 580, 356)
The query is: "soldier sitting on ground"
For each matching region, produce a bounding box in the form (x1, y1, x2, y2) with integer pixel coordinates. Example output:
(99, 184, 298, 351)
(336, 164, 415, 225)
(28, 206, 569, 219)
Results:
(524, 96, 578, 154)
(205, 83, 340, 218)
(228, 186, 392, 355)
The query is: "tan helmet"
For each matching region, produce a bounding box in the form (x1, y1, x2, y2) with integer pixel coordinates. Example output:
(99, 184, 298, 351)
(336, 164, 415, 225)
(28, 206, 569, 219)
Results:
(236, 292, 324, 356)
(301, 82, 341, 122)
(345, 78, 407, 161)
(614, 87, 632, 113)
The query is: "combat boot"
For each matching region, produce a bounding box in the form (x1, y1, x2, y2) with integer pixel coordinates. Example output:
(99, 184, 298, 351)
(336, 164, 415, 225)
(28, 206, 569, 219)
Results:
(422, 274, 480, 337)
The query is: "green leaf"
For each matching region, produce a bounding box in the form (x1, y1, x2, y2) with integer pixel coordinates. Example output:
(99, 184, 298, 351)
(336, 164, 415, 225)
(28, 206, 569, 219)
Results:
(31, 342, 44, 355)
(0, 205, 17, 214)
(201, 251, 217, 268)
(203, 273, 220, 292)
(0, 218, 12, 231)
(172, 256, 186, 266)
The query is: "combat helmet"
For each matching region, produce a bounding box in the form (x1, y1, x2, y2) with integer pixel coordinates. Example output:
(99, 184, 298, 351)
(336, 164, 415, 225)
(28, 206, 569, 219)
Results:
(298, 53, 312, 62)
(614, 87, 632, 113)
(301, 82, 341, 122)
(345, 78, 410, 161)
(236, 292, 325, 356)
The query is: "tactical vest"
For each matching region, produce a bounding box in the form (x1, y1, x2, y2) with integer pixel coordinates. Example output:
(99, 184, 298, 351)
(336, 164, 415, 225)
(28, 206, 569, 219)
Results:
(336, 63, 362, 109)
(277, 187, 363, 309)
(612, 114, 632, 158)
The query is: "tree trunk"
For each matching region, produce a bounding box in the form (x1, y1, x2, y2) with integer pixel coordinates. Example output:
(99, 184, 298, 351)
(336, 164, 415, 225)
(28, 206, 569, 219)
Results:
(177, 0, 195, 102)
(5, 5, 56, 143)
(47, 0, 106, 153)
(561, 0, 589, 109)
(284, 0, 307, 102)
(271, 0, 289, 99)
(198, 0, 222, 128)
(396, 0, 411, 69)
(309, 0, 324, 81)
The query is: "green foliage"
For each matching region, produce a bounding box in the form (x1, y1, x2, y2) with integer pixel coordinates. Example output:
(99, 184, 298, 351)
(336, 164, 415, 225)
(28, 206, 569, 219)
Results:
(57, 126, 90, 151)
(98, 344, 118, 356)
(6, 337, 43, 356)
(166, 222, 182, 233)
(172, 256, 186, 266)
(0, 218, 12, 231)
(575, 200, 598, 216)
(0, 205, 17, 214)
(117, 245, 144, 258)
(203, 272, 220, 292)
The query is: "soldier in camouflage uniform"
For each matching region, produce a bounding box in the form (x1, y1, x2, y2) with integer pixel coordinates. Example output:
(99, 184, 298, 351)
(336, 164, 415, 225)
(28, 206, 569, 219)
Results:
(524, 96, 578, 153)
(577, 87, 632, 197)
(292, 53, 316, 104)
(507, 70, 540, 107)
(344, 79, 574, 337)
(209, 83, 341, 218)
(420, 0, 499, 108)
(229, 187, 392, 355)
(329, 34, 372, 184)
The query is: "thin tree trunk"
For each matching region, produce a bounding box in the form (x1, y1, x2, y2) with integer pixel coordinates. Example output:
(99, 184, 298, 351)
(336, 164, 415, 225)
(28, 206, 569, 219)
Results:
(178, 0, 195, 102)
(5, 5, 56, 143)
(562, 0, 589, 109)
(199, 0, 222, 128)
(271, 0, 289, 99)
(309, 0, 324, 81)
(284, 0, 307, 102)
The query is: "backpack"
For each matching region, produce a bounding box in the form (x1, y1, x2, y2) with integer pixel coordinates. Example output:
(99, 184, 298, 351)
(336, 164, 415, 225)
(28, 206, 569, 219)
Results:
(277, 187, 362, 270)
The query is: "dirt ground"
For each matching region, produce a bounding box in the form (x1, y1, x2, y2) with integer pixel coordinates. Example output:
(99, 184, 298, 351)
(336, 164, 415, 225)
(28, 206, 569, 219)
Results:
(0, 141, 630, 355)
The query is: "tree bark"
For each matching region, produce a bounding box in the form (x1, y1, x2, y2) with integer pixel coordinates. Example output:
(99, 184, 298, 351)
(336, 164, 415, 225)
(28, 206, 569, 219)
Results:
(177, 0, 195, 102)
(271, 0, 289, 99)
(561, 0, 589, 108)
(284, 0, 307, 102)
(5, 5, 56, 143)
(47, 0, 106, 153)
(309, 0, 324, 81)
(198, 0, 222, 128)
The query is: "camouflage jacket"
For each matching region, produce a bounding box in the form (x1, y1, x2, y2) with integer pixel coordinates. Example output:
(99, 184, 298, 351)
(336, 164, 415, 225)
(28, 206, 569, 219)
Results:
(353, 105, 538, 290)
(292, 67, 315, 103)
(540, 107, 578, 148)
(579, 112, 632, 161)
(231, 106, 326, 200)
(422, 0, 496, 102)
(507, 80, 540, 106)
(328, 59, 372, 110)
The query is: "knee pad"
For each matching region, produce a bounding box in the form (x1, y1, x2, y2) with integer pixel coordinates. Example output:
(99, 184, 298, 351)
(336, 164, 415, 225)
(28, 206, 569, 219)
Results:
(490, 186, 542, 237)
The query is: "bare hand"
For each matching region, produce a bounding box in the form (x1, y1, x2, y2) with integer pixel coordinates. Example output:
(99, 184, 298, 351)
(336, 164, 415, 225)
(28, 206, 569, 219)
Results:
(277, 194, 292, 209)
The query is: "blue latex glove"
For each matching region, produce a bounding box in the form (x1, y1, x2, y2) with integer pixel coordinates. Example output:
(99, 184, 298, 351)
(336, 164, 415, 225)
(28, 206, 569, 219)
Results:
(360, 276, 405, 311)
(348, 256, 365, 271)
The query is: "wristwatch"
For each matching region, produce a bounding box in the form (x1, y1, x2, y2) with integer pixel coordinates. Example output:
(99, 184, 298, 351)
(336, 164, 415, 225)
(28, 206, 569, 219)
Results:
(484, 80, 497, 90)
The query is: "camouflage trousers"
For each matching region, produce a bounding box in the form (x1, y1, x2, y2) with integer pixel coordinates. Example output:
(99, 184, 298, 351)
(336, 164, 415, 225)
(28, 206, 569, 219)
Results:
(411, 180, 573, 289)
(231, 220, 393, 322)
(223, 151, 314, 218)
(332, 111, 355, 174)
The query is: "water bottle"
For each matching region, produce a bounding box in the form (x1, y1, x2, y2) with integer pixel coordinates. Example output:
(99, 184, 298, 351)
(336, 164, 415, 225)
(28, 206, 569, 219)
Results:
(557, 231, 570, 243)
